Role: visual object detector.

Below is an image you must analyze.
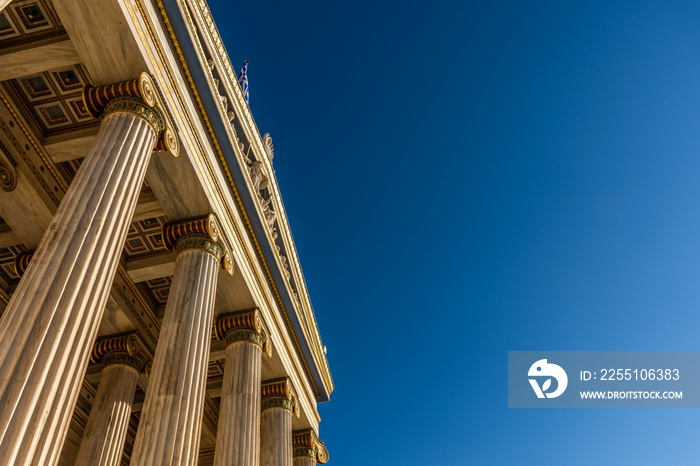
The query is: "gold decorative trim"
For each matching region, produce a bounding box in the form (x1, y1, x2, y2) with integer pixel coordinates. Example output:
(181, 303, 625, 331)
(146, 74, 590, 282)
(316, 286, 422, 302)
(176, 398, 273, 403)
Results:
(82, 72, 179, 156)
(91, 331, 150, 373)
(0, 146, 17, 192)
(71, 409, 88, 430)
(13, 249, 34, 278)
(103, 96, 164, 136)
(198, 448, 215, 458)
(214, 308, 272, 355)
(215, 308, 261, 338)
(261, 377, 300, 417)
(0, 90, 66, 196)
(225, 329, 264, 349)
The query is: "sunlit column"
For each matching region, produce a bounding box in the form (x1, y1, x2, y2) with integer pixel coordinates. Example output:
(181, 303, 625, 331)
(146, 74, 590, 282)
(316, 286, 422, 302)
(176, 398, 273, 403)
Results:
(260, 378, 299, 466)
(292, 429, 329, 466)
(130, 214, 233, 466)
(213, 309, 272, 466)
(0, 73, 177, 466)
(74, 333, 149, 466)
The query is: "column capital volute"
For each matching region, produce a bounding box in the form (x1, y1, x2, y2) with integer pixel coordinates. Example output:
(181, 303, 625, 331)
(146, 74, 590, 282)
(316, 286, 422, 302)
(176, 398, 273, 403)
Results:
(0, 145, 17, 192)
(162, 213, 234, 275)
(14, 249, 34, 278)
(82, 72, 179, 156)
(215, 308, 272, 356)
(91, 331, 151, 374)
(292, 429, 329, 464)
(261, 377, 300, 417)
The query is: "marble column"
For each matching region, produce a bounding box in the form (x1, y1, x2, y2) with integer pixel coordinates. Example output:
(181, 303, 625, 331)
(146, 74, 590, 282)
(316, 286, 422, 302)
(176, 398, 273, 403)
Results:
(260, 378, 299, 466)
(0, 1, 11, 14)
(213, 309, 272, 466)
(0, 73, 177, 466)
(74, 333, 149, 466)
(130, 214, 233, 466)
(292, 430, 329, 466)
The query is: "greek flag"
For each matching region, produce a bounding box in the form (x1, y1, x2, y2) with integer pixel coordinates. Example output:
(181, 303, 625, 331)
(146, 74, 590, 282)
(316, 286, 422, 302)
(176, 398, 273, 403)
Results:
(238, 60, 249, 103)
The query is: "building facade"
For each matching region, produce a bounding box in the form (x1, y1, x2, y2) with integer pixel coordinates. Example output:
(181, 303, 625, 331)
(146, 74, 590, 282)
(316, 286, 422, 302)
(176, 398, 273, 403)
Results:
(0, 0, 333, 464)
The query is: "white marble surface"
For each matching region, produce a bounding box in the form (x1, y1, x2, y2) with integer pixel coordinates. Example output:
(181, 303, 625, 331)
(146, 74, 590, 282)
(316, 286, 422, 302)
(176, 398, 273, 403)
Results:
(0, 111, 156, 466)
(293, 457, 316, 466)
(261, 407, 292, 466)
(214, 340, 262, 466)
(74, 363, 139, 466)
(129, 249, 219, 466)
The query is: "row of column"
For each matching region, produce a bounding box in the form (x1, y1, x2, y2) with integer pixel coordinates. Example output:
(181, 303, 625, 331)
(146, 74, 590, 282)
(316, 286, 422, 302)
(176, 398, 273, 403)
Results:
(0, 72, 327, 465)
(75, 323, 326, 466)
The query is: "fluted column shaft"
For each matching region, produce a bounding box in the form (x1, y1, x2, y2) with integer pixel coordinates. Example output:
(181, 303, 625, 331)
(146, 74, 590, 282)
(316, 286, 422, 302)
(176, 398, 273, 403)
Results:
(293, 457, 316, 466)
(261, 408, 292, 466)
(74, 360, 140, 466)
(214, 339, 262, 466)
(0, 109, 157, 465)
(130, 248, 220, 466)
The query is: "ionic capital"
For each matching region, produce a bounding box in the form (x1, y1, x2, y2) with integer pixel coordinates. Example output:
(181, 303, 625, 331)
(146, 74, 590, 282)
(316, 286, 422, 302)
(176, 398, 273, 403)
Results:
(162, 213, 234, 275)
(82, 72, 179, 156)
(215, 308, 272, 356)
(14, 249, 34, 278)
(293, 429, 329, 464)
(0, 145, 17, 192)
(261, 377, 299, 417)
(91, 331, 150, 373)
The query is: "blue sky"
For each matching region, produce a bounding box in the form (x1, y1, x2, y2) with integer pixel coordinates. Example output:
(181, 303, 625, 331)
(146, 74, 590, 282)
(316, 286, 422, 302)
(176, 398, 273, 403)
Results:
(209, 1, 700, 464)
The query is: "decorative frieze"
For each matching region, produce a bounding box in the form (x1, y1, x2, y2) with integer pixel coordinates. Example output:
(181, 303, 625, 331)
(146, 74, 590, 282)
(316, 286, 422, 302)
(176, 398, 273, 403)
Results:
(162, 213, 234, 275)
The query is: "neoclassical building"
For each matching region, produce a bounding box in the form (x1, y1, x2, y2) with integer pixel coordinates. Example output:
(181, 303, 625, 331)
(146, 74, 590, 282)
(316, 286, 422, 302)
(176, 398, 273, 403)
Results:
(0, 0, 333, 465)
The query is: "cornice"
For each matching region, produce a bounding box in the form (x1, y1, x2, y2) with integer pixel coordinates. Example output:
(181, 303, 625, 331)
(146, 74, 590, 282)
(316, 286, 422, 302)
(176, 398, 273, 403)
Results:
(133, 0, 333, 401)
(119, 0, 333, 406)
(178, 0, 334, 398)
